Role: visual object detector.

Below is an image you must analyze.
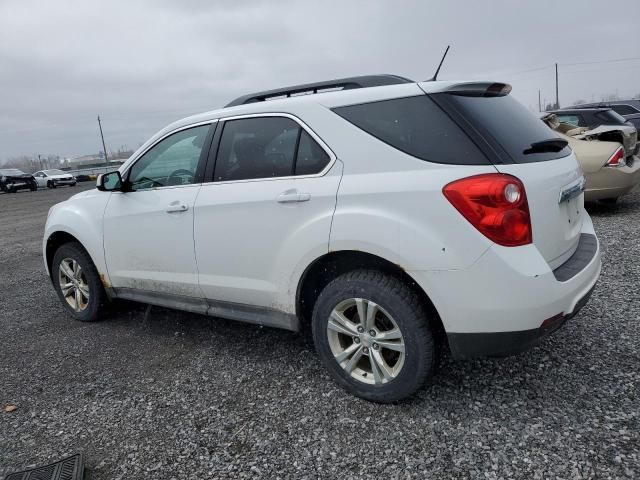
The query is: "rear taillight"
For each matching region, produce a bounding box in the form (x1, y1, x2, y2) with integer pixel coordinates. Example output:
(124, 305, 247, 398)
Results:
(606, 146, 626, 167)
(443, 174, 532, 247)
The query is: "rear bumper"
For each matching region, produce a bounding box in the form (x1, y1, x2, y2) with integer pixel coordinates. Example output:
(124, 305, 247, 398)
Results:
(447, 283, 596, 358)
(584, 157, 640, 201)
(409, 215, 601, 359)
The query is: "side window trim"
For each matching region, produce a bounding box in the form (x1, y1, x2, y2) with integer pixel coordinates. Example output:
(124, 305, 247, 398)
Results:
(203, 113, 336, 184)
(122, 121, 217, 191)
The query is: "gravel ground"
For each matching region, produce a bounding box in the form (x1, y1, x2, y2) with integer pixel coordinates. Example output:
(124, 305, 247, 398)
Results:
(0, 184, 638, 479)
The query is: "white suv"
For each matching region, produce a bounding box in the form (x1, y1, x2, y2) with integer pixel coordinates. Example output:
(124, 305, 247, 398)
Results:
(44, 75, 601, 402)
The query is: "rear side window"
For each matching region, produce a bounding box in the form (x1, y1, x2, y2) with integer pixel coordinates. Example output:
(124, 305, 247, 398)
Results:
(436, 94, 572, 163)
(556, 114, 581, 127)
(295, 130, 330, 175)
(332, 96, 489, 165)
(214, 117, 331, 181)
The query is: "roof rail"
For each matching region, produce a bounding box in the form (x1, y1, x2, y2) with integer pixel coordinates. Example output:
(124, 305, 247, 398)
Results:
(224, 74, 413, 108)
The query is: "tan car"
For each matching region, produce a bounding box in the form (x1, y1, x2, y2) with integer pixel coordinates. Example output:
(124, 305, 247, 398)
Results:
(542, 114, 640, 203)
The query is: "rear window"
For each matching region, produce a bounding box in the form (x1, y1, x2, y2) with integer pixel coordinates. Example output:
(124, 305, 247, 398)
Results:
(435, 94, 572, 163)
(610, 104, 639, 116)
(596, 110, 628, 125)
(332, 95, 489, 165)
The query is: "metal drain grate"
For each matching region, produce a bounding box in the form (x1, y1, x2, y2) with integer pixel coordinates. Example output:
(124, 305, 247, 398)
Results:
(4, 454, 85, 480)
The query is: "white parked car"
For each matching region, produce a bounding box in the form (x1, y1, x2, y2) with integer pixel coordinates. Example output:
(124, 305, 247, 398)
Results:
(34, 169, 77, 188)
(43, 75, 601, 402)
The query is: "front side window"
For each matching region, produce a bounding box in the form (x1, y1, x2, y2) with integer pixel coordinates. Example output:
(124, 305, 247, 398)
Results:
(214, 117, 330, 181)
(128, 124, 210, 191)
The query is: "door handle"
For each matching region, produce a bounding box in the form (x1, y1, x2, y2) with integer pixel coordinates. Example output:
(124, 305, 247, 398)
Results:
(277, 190, 311, 203)
(166, 201, 189, 213)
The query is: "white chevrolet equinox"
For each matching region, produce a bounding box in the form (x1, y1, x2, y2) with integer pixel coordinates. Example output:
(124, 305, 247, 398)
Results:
(44, 75, 601, 402)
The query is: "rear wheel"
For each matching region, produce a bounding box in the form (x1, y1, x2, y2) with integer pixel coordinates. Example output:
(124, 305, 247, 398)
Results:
(312, 270, 434, 403)
(52, 242, 107, 322)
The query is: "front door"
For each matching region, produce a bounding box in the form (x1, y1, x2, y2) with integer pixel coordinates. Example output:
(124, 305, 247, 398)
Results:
(103, 123, 213, 298)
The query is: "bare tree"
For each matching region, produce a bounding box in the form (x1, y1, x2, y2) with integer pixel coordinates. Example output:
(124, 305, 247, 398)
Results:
(601, 93, 620, 101)
(572, 99, 587, 106)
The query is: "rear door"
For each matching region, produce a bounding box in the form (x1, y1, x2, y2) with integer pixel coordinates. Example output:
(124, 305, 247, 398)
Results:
(431, 90, 585, 269)
(193, 114, 341, 309)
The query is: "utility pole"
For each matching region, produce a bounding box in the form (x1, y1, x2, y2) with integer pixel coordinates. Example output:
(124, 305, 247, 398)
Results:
(97, 115, 109, 162)
(555, 63, 559, 109)
(538, 90, 542, 112)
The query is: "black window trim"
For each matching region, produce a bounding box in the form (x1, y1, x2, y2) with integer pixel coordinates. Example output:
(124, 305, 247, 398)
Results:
(203, 112, 336, 184)
(120, 120, 218, 192)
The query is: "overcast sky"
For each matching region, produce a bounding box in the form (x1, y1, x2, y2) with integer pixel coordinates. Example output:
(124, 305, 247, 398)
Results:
(1, 0, 639, 162)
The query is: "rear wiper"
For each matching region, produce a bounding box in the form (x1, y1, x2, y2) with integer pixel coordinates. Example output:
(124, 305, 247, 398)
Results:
(523, 138, 568, 154)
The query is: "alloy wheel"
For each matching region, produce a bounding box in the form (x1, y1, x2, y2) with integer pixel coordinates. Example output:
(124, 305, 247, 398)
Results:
(327, 298, 405, 385)
(58, 258, 90, 312)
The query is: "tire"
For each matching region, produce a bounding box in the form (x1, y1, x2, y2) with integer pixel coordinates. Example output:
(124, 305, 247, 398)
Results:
(30, 184, 37, 191)
(52, 242, 108, 322)
(312, 270, 434, 403)
(47, 181, 53, 189)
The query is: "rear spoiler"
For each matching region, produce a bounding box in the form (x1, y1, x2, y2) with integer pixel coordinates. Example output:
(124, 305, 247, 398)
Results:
(439, 82, 512, 97)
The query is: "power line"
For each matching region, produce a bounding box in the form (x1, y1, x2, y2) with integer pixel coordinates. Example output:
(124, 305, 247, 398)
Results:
(563, 56, 640, 67)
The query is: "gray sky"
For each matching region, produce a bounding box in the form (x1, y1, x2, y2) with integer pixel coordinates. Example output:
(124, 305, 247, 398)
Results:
(1, 0, 639, 162)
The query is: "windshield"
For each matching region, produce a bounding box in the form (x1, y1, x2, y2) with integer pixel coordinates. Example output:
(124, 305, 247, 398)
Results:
(0, 169, 25, 175)
(44, 169, 65, 175)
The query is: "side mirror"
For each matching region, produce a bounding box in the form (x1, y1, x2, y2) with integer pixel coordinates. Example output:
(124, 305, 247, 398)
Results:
(97, 171, 123, 191)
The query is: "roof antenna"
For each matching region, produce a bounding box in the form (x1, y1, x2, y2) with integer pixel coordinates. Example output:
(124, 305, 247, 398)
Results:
(427, 45, 450, 81)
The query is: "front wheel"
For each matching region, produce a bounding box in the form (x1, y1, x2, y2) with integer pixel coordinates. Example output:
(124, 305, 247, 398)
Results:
(312, 270, 434, 403)
(52, 242, 108, 322)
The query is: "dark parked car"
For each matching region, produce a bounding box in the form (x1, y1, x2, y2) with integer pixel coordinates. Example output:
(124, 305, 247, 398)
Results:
(571, 100, 640, 117)
(622, 113, 640, 134)
(0, 168, 38, 193)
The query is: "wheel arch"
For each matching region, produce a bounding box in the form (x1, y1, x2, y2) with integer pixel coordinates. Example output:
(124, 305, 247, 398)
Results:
(295, 250, 445, 338)
(44, 229, 109, 291)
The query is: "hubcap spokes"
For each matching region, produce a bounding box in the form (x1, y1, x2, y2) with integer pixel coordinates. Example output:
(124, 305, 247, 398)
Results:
(58, 258, 89, 312)
(327, 298, 405, 385)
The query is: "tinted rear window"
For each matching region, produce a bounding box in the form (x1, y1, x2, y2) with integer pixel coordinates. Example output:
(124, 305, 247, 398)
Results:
(332, 95, 489, 165)
(611, 104, 638, 115)
(595, 110, 628, 125)
(437, 94, 572, 163)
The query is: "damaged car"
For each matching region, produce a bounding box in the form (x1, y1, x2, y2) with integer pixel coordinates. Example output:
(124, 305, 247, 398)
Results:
(0, 168, 38, 193)
(542, 113, 640, 203)
(548, 108, 638, 158)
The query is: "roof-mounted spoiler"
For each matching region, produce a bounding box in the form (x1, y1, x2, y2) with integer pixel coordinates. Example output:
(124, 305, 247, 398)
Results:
(439, 82, 512, 97)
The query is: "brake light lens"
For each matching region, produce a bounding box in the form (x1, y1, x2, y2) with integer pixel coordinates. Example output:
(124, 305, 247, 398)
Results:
(443, 174, 532, 247)
(606, 146, 626, 167)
